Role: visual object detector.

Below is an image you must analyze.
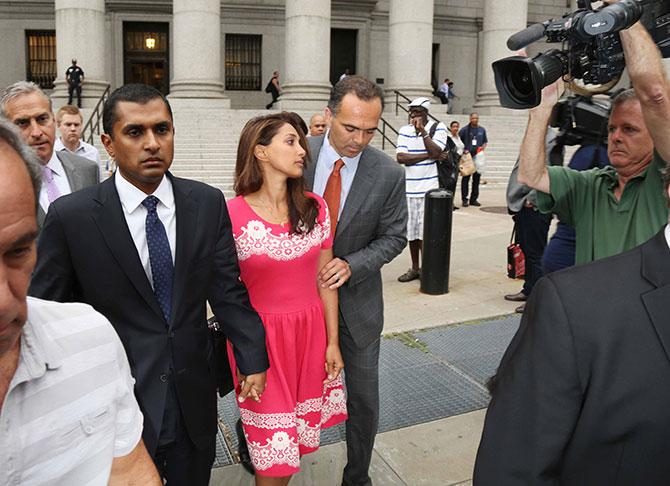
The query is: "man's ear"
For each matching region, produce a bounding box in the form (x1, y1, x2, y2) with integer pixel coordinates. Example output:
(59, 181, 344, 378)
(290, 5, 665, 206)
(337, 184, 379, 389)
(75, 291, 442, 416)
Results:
(101, 133, 114, 159)
(324, 107, 333, 124)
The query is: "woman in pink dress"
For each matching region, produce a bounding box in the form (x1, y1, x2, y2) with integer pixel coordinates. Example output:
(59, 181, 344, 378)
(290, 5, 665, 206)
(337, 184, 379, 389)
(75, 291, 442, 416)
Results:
(226, 112, 347, 484)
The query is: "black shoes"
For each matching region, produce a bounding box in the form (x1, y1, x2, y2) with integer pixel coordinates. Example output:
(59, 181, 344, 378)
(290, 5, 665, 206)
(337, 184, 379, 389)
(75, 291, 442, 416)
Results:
(515, 303, 526, 313)
(462, 199, 469, 207)
(470, 200, 482, 207)
(504, 291, 527, 302)
(236, 418, 254, 475)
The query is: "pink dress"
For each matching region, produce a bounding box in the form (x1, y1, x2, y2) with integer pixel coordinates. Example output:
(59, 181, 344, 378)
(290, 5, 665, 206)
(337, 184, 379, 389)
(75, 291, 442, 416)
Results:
(226, 192, 347, 477)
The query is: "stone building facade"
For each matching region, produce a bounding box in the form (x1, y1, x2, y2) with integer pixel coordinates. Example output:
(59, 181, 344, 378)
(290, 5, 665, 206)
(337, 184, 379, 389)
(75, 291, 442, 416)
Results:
(0, 0, 575, 112)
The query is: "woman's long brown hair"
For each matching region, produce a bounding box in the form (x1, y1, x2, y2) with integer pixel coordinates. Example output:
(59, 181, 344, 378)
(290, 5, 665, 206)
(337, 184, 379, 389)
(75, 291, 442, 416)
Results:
(234, 112, 319, 234)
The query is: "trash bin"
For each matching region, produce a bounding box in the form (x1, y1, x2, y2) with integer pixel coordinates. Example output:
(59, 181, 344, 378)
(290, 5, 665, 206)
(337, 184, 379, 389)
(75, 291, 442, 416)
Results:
(420, 188, 453, 295)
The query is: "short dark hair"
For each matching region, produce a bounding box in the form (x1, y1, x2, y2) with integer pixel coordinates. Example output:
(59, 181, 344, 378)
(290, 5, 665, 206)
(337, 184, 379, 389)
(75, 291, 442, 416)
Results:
(450, 120, 459, 127)
(0, 119, 42, 212)
(327, 75, 384, 114)
(103, 84, 173, 137)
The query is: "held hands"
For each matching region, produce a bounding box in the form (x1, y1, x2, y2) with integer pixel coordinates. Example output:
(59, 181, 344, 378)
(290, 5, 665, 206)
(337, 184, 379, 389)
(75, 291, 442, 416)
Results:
(319, 257, 351, 289)
(324, 343, 344, 383)
(236, 369, 267, 403)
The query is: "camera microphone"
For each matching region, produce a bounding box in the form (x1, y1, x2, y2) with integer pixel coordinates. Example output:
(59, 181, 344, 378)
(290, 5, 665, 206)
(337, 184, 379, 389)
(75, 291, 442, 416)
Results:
(507, 22, 549, 51)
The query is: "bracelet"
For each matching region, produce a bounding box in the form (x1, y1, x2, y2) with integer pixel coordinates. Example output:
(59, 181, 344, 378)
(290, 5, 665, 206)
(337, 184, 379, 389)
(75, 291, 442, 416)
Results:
(422, 133, 430, 139)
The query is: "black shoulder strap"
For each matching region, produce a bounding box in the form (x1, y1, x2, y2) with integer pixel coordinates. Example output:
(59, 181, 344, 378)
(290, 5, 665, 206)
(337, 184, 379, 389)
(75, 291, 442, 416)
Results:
(428, 120, 437, 139)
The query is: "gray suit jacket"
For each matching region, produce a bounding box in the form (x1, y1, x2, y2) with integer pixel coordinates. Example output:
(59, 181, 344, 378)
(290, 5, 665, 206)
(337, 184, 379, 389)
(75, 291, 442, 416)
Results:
(38, 150, 99, 226)
(306, 135, 407, 347)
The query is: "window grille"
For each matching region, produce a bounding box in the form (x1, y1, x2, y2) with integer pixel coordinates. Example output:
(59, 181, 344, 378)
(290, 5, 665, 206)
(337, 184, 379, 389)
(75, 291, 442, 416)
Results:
(26, 31, 56, 90)
(225, 34, 262, 91)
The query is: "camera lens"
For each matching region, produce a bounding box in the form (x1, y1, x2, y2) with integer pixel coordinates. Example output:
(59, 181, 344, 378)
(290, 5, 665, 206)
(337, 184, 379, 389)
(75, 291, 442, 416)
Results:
(493, 50, 568, 109)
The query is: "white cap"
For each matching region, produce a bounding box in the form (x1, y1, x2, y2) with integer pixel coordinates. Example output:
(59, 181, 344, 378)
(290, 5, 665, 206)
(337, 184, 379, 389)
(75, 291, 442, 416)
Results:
(408, 97, 431, 111)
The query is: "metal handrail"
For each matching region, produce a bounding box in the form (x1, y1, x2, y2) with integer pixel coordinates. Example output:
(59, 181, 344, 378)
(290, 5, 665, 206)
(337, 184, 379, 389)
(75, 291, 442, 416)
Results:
(377, 116, 398, 151)
(82, 84, 111, 145)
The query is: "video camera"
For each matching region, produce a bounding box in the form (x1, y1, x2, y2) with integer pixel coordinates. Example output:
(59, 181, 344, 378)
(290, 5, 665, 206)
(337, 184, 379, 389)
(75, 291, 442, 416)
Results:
(550, 94, 611, 148)
(493, 0, 670, 109)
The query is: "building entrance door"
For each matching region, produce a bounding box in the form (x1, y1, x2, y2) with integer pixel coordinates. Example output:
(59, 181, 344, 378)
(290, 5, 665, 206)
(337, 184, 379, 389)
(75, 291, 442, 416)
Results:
(330, 29, 357, 86)
(123, 22, 169, 95)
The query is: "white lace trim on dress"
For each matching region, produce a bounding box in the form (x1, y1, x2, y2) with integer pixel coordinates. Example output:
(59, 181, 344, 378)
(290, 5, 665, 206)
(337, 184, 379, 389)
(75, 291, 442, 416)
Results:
(235, 206, 331, 262)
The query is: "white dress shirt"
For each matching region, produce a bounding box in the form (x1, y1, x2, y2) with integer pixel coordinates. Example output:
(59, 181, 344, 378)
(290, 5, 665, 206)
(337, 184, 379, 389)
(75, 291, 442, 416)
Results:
(115, 172, 176, 286)
(55, 137, 102, 168)
(313, 131, 361, 219)
(39, 151, 73, 213)
(665, 224, 670, 250)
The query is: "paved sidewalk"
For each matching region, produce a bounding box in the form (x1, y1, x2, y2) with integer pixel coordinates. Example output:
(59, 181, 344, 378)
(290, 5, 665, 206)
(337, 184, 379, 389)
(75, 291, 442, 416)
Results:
(211, 186, 523, 485)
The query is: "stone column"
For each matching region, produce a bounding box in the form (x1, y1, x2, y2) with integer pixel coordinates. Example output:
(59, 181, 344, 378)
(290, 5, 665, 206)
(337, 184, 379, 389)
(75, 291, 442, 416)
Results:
(277, 0, 331, 111)
(386, 0, 434, 103)
(52, 0, 108, 108)
(169, 0, 229, 107)
(474, 0, 528, 112)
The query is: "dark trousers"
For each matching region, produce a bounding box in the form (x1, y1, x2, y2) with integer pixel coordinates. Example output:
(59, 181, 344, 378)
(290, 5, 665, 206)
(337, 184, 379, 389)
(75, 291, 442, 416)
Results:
(266, 90, 279, 109)
(340, 325, 380, 486)
(153, 423, 216, 486)
(515, 205, 551, 296)
(461, 170, 481, 202)
(67, 84, 82, 107)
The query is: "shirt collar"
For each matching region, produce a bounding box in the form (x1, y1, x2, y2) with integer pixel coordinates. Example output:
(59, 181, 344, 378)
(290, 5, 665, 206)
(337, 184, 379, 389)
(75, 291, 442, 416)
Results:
(114, 171, 174, 215)
(17, 300, 65, 385)
(46, 150, 66, 177)
(665, 224, 670, 251)
(321, 130, 362, 170)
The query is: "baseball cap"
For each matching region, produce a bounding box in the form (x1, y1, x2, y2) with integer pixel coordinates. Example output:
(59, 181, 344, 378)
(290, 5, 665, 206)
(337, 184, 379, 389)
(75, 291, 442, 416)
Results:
(408, 97, 431, 111)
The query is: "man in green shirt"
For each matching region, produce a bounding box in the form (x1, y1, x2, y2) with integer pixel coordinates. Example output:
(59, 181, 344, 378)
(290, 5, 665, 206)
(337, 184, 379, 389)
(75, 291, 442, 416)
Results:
(518, 10, 670, 265)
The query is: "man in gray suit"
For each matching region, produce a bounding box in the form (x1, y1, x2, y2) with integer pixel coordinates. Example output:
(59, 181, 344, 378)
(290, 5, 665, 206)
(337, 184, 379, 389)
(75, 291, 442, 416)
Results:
(306, 76, 407, 486)
(0, 81, 99, 226)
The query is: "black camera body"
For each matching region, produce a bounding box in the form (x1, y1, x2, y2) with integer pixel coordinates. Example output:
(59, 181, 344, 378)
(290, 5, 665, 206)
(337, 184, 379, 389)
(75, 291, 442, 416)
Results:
(550, 95, 611, 147)
(493, 0, 670, 109)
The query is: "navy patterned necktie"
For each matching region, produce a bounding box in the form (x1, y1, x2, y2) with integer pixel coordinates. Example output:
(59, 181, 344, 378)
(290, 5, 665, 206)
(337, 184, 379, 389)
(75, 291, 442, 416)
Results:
(142, 195, 173, 323)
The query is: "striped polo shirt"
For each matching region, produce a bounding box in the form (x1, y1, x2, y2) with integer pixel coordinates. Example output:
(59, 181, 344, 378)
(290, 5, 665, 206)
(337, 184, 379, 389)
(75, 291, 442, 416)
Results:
(0, 297, 143, 486)
(396, 119, 448, 197)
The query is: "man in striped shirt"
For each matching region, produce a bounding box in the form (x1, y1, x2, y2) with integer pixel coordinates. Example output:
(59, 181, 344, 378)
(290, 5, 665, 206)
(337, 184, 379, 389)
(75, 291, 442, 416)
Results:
(0, 119, 160, 485)
(396, 97, 448, 282)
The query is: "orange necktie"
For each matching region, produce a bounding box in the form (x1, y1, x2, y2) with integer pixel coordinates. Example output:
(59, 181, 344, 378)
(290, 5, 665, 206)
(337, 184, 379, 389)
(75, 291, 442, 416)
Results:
(323, 158, 345, 236)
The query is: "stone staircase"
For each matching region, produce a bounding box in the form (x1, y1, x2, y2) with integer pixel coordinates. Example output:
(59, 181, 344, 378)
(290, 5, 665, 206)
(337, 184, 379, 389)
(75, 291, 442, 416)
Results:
(92, 106, 531, 198)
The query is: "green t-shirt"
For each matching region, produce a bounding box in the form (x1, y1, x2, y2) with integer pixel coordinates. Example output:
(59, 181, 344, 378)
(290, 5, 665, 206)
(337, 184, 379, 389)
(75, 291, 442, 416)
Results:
(537, 152, 668, 264)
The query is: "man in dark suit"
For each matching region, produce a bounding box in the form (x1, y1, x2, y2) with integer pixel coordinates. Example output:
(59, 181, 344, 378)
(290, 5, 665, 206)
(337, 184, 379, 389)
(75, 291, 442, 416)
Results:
(0, 81, 99, 226)
(474, 199, 670, 483)
(306, 76, 407, 486)
(29, 84, 269, 485)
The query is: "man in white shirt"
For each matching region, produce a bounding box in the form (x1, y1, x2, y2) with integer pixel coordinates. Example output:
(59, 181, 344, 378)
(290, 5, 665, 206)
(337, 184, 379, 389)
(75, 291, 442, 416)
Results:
(395, 97, 448, 282)
(0, 81, 99, 226)
(55, 104, 103, 167)
(0, 119, 161, 485)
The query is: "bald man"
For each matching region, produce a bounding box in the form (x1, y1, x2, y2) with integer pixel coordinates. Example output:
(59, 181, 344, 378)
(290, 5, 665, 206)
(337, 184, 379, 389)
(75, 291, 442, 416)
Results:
(309, 114, 327, 137)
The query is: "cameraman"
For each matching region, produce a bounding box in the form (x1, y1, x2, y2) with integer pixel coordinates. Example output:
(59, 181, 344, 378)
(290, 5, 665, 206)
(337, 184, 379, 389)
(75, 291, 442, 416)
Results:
(517, 2, 669, 265)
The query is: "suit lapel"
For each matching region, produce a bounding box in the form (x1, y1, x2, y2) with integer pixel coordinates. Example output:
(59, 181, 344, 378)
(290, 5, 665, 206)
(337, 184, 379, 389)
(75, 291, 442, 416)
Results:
(170, 175, 197, 325)
(92, 176, 165, 321)
(305, 135, 323, 190)
(57, 151, 84, 191)
(641, 230, 670, 364)
(336, 148, 376, 237)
